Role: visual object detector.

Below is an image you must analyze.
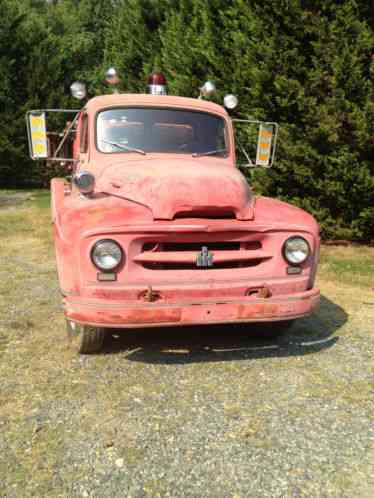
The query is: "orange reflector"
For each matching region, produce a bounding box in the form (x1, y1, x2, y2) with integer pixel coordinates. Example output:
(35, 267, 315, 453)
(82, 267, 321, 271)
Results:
(29, 112, 48, 159)
(256, 124, 273, 166)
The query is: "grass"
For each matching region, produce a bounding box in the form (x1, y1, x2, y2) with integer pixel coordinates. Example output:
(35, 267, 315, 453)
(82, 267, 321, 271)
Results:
(0, 189, 373, 498)
(320, 245, 374, 289)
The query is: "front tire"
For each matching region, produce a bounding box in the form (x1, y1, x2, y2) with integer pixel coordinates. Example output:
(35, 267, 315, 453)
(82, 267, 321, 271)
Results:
(66, 320, 106, 354)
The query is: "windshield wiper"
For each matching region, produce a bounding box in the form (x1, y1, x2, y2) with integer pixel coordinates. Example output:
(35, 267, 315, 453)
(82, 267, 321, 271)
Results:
(100, 139, 146, 155)
(192, 148, 227, 158)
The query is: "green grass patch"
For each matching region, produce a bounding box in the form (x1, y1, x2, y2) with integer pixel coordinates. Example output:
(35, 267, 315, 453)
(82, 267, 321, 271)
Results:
(0, 189, 50, 238)
(29, 189, 51, 209)
(320, 245, 374, 288)
(0, 210, 35, 235)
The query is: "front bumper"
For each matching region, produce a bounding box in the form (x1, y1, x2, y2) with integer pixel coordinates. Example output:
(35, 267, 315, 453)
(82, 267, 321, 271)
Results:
(64, 288, 320, 328)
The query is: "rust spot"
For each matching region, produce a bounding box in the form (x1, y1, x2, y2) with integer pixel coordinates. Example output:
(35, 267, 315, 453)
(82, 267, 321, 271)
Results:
(108, 314, 124, 322)
(238, 302, 279, 319)
(263, 303, 278, 315)
(258, 287, 272, 298)
(126, 308, 181, 323)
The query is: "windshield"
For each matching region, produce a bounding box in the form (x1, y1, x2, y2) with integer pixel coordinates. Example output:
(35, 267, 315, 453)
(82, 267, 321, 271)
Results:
(96, 107, 228, 156)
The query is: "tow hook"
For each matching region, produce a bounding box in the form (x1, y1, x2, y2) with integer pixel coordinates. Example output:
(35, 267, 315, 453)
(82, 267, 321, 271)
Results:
(246, 286, 272, 298)
(139, 285, 161, 302)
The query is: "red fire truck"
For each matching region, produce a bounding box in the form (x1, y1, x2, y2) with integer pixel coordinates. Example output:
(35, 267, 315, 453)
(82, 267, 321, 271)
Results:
(26, 70, 320, 353)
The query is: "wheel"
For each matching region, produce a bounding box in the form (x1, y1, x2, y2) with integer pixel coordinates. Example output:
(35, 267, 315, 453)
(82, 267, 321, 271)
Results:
(66, 320, 106, 354)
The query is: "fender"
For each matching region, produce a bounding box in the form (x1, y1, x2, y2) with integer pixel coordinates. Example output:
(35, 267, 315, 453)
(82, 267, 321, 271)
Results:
(51, 178, 69, 244)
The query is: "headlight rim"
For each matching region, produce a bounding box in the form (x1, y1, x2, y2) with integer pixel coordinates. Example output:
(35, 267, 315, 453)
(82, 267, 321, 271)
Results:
(73, 171, 95, 195)
(90, 238, 124, 272)
(282, 236, 311, 266)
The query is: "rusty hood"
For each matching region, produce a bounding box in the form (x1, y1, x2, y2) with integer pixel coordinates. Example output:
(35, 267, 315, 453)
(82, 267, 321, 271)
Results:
(95, 159, 254, 220)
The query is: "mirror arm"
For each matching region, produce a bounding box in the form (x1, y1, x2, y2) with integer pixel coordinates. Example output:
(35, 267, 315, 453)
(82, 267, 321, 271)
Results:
(53, 112, 80, 158)
(238, 163, 255, 170)
(47, 158, 79, 163)
(235, 134, 253, 167)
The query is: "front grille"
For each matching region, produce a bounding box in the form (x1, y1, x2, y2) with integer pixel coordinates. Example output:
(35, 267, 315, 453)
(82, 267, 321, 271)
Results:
(134, 240, 270, 270)
(143, 241, 240, 252)
(140, 260, 263, 270)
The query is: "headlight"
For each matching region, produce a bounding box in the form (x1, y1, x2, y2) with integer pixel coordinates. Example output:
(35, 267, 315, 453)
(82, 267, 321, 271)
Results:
(91, 239, 123, 271)
(283, 236, 310, 265)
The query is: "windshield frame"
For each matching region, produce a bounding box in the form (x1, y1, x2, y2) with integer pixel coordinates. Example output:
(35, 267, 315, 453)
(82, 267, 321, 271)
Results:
(94, 106, 230, 157)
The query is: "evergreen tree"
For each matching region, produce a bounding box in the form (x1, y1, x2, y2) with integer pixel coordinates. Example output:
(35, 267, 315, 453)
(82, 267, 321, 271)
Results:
(103, 0, 169, 92)
(250, 0, 374, 239)
(0, 0, 372, 239)
(159, 0, 225, 97)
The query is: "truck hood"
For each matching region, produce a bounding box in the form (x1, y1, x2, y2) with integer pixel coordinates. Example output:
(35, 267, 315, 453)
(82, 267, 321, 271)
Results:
(95, 159, 254, 220)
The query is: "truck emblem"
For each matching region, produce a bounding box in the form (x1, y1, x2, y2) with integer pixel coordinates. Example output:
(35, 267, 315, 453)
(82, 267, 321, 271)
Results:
(196, 246, 213, 268)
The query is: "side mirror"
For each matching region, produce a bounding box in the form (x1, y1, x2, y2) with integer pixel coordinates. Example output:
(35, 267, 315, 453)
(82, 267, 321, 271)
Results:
(27, 112, 48, 159)
(26, 109, 80, 162)
(255, 123, 276, 167)
(233, 119, 279, 168)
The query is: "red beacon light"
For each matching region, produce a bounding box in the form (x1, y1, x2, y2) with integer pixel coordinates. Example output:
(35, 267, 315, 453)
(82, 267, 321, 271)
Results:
(148, 71, 167, 95)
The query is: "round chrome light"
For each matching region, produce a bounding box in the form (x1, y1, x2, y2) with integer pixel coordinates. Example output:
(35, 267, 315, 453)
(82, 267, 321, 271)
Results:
(73, 171, 95, 195)
(91, 239, 123, 271)
(200, 81, 216, 98)
(106, 67, 117, 78)
(70, 81, 87, 100)
(105, 67, 120, 86)
(283, 236, 310, 265)
(223, 94, 238, 109)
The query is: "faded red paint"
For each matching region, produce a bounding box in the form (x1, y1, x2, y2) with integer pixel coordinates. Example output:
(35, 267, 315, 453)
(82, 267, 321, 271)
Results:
(64, 289, 320, 327)
(52, 93, 320, 330)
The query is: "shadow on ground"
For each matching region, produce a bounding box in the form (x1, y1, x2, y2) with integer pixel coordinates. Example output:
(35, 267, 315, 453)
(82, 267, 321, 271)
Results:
(102, 295, 347, 364)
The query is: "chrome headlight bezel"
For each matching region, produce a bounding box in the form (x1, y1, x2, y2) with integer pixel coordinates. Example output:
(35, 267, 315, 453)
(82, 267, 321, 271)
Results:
(91, 239, 123, 272)
(282, 236, 311, 265)
(73, 171, 95, 195)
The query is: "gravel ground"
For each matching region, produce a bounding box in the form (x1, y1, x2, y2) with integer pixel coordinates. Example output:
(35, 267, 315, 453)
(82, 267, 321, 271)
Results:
(0, 192, 373, 498)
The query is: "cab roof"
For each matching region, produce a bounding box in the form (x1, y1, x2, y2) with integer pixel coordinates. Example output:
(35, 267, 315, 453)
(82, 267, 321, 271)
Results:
(84, 93, 229, 118)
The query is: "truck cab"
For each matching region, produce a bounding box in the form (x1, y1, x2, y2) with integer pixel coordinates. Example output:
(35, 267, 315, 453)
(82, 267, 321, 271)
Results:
(27, 73, 320, 353)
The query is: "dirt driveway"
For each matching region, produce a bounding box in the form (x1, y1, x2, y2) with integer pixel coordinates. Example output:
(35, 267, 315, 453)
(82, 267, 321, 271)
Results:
(0, 191, 373, 498)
